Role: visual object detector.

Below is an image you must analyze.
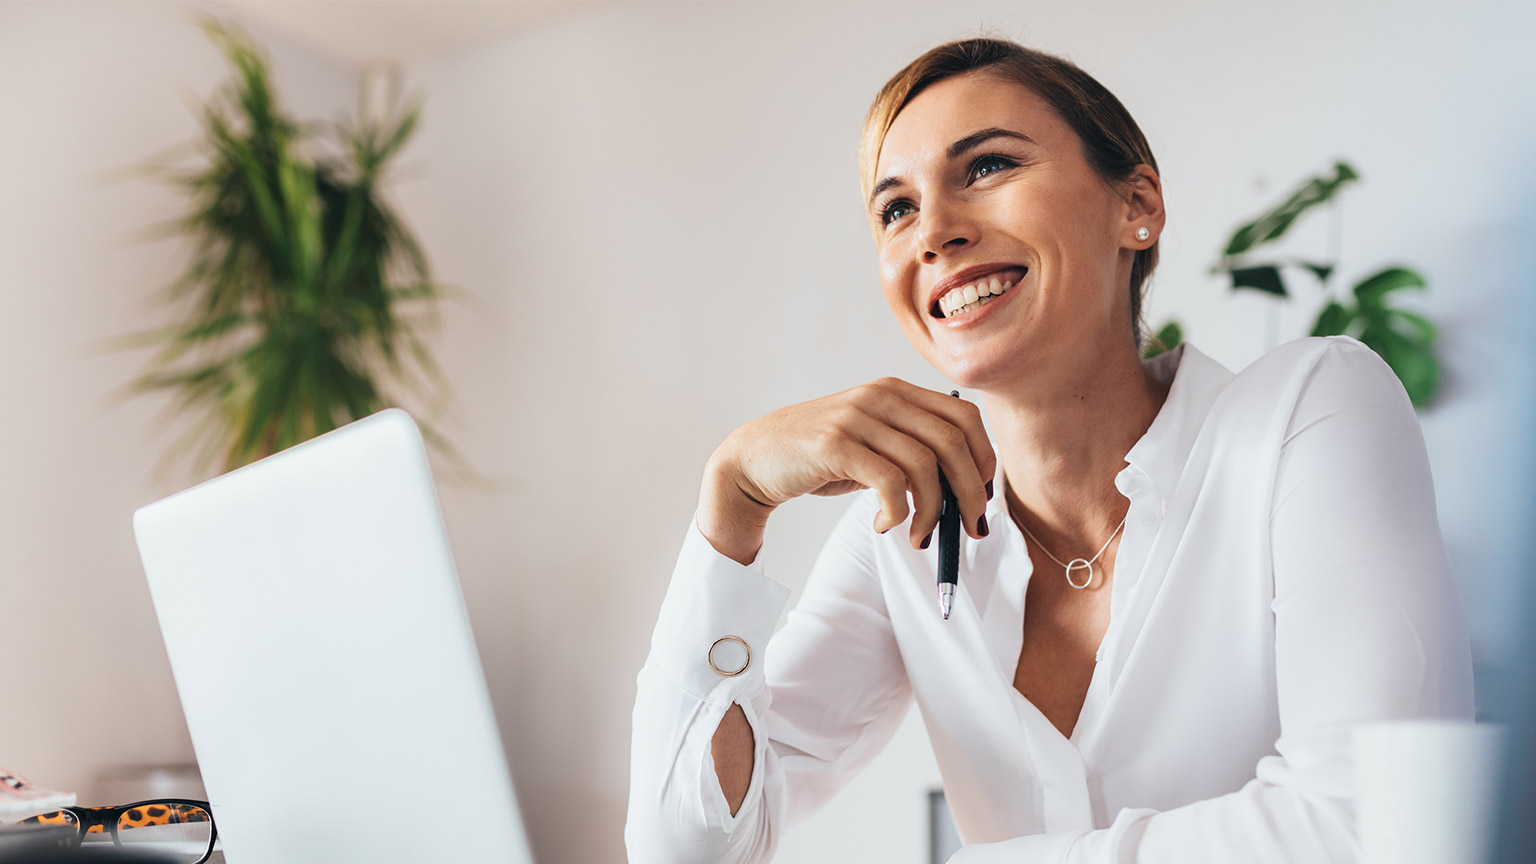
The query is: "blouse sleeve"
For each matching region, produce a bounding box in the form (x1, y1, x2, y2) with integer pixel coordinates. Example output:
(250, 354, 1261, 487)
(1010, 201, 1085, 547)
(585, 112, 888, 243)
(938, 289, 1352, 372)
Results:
(625, 489, 913, 864)
(947, 336, 1476, 863)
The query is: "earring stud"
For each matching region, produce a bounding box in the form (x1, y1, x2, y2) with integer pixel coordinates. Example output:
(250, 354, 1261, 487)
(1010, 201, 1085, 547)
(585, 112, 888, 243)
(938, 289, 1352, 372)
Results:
(1135, 227, 1150, 241)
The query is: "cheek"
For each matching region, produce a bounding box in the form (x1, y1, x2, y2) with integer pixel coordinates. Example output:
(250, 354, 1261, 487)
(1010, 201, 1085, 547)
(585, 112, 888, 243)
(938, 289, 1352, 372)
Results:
(877, 249, 911, 306)
(879, 283, 909, 320)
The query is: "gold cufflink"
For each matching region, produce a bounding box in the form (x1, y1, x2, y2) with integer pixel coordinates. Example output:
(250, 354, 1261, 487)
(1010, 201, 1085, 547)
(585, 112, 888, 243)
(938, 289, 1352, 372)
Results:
(708, 635, 751, 677)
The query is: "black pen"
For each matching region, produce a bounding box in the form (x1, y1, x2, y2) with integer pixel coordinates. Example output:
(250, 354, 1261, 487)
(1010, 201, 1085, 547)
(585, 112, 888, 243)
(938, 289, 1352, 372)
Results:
(937, 390, 962, 619)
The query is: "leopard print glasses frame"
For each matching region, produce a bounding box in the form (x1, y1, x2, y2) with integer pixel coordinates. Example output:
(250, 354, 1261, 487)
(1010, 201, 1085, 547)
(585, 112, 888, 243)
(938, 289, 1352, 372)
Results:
(15, 798, 217, 863)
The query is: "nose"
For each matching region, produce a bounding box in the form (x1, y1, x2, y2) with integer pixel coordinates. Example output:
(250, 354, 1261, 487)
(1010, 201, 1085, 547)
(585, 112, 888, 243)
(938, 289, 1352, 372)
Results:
(917, 194, 976, 262)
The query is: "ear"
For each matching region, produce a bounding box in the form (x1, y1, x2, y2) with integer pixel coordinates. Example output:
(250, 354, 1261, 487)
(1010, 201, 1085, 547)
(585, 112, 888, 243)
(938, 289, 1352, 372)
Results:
(1119, 164, 1165, 247)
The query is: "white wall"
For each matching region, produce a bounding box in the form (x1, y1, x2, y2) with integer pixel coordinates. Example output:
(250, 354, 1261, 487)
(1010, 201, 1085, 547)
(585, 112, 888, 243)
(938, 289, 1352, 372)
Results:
(0, 0, 358, 811)
(4, 3, 1534, 864)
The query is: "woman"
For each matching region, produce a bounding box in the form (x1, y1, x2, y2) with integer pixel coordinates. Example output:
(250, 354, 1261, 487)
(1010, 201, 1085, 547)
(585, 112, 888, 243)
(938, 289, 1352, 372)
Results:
(626, 37, 1473, 863)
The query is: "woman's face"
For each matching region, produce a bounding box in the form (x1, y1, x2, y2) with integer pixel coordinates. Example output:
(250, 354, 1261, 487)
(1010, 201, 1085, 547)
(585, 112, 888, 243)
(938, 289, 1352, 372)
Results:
(870, 71, 1161, 390)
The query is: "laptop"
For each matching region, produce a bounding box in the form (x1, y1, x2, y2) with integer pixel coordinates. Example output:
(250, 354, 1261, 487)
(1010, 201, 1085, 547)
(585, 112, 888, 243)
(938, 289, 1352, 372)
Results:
(133, 409, 535, 863)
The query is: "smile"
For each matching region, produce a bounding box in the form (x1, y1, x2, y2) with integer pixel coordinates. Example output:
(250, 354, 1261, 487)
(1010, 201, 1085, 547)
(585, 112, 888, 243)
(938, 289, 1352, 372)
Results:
(930, 267, 1027, 319)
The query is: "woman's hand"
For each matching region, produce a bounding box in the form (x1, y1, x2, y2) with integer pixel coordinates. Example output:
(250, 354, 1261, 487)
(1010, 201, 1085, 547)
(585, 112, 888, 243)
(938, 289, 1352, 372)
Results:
(699, 377, 996, 565)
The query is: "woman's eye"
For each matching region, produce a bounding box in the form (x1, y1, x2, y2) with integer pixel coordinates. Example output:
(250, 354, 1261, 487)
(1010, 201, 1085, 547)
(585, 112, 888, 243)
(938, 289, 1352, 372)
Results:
(881, 200, 914, 227)
(970, 154, 1016, 181)
(879, 156, 1014, 227)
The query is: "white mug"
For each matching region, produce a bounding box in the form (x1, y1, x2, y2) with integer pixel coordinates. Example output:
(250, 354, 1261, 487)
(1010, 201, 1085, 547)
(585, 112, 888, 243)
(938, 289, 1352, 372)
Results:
(1355, 720, 1506, 864)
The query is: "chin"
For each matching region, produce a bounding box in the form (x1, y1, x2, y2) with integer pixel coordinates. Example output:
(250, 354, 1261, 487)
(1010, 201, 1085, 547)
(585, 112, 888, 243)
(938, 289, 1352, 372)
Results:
(929, 347, 1021, 392)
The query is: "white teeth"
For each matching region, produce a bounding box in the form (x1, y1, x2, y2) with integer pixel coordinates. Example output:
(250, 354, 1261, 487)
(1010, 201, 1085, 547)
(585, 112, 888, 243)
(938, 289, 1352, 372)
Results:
(941, 276, 1017, 318)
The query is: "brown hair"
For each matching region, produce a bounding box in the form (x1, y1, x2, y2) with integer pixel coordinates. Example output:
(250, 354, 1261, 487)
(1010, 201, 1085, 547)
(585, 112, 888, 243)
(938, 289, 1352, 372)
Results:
(859, 38, 1160, 350)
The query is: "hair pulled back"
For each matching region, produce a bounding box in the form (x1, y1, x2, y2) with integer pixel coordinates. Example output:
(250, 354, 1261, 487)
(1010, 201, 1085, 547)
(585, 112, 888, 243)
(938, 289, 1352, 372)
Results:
(859, 38, 1160, 350)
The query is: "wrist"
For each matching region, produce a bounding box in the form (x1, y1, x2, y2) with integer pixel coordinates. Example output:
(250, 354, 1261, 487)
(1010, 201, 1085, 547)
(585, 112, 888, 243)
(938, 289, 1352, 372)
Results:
(699, 454, 773, 566)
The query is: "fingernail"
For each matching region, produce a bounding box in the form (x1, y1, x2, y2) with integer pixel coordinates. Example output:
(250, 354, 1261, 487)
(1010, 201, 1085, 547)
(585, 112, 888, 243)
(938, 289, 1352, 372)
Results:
(920, 532, 932, 549)
(977, 514, 990, 537)
(985, 480, 994, 500)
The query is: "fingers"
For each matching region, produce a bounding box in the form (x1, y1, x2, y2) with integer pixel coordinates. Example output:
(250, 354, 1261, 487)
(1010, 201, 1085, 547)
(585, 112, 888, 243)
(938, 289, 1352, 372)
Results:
(847, 413, 946, 548)
(733, 376, 994, 551)
(821, 433, 914, 538)
(859, 379, 995, 542)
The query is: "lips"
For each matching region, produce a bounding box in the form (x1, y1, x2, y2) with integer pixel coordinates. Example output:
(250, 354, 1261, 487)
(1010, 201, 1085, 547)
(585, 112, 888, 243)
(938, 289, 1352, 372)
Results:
(927, 265, 1029, 318)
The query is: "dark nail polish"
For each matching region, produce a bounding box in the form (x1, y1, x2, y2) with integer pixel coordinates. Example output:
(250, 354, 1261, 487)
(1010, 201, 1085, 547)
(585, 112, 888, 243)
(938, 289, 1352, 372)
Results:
(985, 480, 994, 500)
(977, 514, 990, 537)
(920, 532, 932, 549)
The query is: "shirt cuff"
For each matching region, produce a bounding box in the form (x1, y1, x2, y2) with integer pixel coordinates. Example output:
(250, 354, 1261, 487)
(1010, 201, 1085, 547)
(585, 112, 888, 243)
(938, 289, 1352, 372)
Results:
(649, 510, 793, 701)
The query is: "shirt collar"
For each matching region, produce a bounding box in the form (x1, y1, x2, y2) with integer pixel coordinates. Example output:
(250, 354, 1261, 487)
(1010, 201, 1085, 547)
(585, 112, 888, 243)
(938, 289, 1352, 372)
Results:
(984, 341, 1235, 516)
(1119, 341, 1235, 504)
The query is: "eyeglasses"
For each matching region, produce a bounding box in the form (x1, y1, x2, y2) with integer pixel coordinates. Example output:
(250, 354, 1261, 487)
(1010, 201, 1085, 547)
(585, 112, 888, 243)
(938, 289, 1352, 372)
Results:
(10, 799, 217, 863)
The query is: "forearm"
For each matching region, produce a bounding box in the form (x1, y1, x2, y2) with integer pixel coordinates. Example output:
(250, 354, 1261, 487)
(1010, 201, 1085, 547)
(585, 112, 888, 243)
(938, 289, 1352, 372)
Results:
(626, 664, 776, 864)
(696, 458, 771, 816)
(713, 702, 755, 817)
(628, 490, 910, 864)
(625, 507, 789, 864)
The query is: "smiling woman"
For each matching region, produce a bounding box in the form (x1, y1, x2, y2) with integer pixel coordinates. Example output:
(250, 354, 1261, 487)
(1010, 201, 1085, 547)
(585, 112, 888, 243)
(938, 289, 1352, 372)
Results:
(626, 36, 1472, 864)
(860, 40, 1161, 354)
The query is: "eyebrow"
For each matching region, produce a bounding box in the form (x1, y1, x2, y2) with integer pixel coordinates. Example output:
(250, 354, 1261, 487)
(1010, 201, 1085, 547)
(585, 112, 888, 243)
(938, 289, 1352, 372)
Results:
(868, 127, 1038, 210)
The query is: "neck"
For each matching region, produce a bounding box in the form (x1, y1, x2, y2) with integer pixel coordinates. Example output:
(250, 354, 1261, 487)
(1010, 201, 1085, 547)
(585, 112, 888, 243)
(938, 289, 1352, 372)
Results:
(978, 337, 1170, 553)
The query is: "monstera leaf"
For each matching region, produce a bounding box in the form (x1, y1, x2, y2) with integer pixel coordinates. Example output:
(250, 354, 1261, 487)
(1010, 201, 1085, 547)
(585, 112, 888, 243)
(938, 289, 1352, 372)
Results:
(1309, 266, 1440, 408)
(1194, 159, 1443, 410)
(1209, 161, 1359, 299)
(1220, 161, 1359, 257)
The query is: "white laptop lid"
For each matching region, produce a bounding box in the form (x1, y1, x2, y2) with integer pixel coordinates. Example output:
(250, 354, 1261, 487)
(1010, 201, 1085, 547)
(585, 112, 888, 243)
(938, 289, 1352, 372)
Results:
(133, 409, 533, 864)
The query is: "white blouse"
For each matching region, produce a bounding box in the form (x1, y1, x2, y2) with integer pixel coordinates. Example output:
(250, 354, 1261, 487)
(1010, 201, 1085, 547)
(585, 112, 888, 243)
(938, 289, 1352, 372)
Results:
(625, 335, 1475, 863)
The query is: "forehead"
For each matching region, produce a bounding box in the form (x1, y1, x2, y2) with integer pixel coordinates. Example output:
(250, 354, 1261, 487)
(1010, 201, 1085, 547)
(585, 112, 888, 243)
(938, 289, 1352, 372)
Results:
(876, 72, 1065, 179)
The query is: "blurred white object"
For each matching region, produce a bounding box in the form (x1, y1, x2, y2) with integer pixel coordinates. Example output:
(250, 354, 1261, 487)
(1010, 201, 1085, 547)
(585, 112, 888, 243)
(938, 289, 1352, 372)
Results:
(0, 767, 74, 815)
(133, 408, 535, 864)
(1356, 720, 1505, 864)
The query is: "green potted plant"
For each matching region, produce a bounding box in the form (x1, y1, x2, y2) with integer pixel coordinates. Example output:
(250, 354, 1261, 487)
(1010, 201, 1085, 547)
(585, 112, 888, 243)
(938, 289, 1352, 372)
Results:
(125, 17, 460, 476)
(1144, 160, 1442, 410)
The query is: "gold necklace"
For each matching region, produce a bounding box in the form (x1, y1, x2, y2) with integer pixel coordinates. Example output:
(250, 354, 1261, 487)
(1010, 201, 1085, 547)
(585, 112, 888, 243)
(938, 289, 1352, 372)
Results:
(1011, 507, 1126, 590)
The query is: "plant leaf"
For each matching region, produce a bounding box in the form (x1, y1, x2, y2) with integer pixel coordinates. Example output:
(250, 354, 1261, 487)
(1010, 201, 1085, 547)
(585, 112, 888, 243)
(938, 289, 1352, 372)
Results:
(1220, 161, 1360, 257)
(1358, 319, 1440, 409)
(1229, 265, 1288, 297)
(1310, 300, 1353, 337)
(1141, 320, 1183, 360)
(1388, 307, 1438, 344)
(1353, 266, 1427, 308)
(1298, 260, 1335, 283)
(123, 15, 464, 476)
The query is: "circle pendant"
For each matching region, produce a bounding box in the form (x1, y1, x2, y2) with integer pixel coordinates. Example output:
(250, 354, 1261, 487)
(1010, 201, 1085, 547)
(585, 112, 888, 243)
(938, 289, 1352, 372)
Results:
(1065, 558, 1094, 589)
